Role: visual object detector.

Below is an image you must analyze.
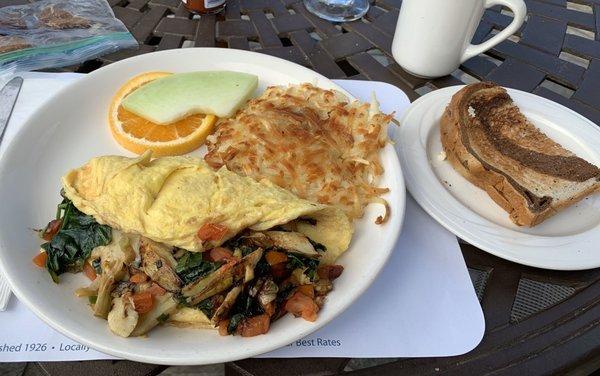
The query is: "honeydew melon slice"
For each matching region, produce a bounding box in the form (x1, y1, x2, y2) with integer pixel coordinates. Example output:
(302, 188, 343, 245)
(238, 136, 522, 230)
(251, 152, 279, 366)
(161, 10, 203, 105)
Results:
(121, 71, 258, 124)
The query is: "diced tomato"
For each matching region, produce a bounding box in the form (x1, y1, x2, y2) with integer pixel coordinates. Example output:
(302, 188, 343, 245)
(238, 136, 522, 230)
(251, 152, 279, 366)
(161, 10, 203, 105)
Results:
(296, 284, 315, 299)
(83, 262, 97, 281)
(208, 247, 236, 262)
(218, 319, 230, 336)
(32, 251, 48, 268)
(238, 314, 270, 337)
(270, 262, 288, 279)
(129, 273, 148, 284)
(197, 223, 228, 242)
(284, 291, 319, 322)
(265, 251, 288, 266)
(131, 292, 154, 314)
(146, 283, 166, 296)
(42, 219, 62, 241)
(317, 265, 344, 280)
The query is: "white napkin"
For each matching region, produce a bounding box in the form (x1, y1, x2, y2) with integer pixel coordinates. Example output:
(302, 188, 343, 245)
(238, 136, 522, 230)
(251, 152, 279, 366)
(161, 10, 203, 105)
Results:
(0, 72, 82, 156)
(0, 75, 484, 361)
(0, 72, 82, 311)
(0, 276, 9, 311)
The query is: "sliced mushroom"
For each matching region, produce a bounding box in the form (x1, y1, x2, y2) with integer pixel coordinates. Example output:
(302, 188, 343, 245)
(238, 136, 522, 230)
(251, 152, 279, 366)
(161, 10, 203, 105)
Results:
(211, 285, 243, 325)
(111, 281, 134, 298)
(140, 238, 182, 292)
(258, 279, 278, 307)
(107, 295, 139, 338)
(263, 231, 320, 258)
(249, 278, 264, 297)
(142, 238, 177, 267)
(130, 293, 178, 336)
(238, 232, 272, 248)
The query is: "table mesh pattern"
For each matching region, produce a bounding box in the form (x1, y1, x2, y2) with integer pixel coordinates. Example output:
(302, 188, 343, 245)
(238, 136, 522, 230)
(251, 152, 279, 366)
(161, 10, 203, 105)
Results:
(510, 278, 576, 323)
(31, 0, 598, 125)
(3, 1, 600, 374)
(468, 268, 491, 302)
(344, 358, 397, 371)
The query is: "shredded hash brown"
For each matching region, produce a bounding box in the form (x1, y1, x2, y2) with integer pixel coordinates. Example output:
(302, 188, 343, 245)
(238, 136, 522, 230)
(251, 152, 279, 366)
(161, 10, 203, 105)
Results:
(205, 83, 392, 223)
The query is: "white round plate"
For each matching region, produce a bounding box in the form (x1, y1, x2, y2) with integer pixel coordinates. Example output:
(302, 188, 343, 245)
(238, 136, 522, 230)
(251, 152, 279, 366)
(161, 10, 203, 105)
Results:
(0, 48, 405, 365)
(396, 85, 600, 271)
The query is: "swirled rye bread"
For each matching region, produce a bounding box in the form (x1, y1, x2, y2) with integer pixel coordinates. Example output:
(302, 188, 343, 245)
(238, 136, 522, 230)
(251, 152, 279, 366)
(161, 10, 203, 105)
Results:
(440, 82, 600, 227)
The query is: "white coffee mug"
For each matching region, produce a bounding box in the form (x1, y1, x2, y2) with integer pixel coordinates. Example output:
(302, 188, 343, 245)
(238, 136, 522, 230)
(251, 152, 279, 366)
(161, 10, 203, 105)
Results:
(391, 0, 526, 78)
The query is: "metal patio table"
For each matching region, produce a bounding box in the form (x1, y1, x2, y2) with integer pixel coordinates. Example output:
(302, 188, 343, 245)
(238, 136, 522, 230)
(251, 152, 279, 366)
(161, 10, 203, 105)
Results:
(5, 0, 600, 375)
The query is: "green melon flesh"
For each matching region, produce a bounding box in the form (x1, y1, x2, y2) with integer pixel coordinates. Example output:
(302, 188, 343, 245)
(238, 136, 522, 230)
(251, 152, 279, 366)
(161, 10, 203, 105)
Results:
(121, 71, 258, 124)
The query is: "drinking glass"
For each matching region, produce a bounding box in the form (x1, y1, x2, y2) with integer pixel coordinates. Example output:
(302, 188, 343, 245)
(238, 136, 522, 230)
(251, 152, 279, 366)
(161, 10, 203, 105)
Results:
(303, 0, 369, 22)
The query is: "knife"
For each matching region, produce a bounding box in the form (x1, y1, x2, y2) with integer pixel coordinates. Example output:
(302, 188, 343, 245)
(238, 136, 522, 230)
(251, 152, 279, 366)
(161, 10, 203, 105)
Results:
(0, 76, 23, 311)
(0, 76, 23, 147)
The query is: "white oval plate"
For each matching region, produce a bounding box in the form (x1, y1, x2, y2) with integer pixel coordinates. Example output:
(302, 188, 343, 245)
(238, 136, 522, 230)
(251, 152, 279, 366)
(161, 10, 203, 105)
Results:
(0, 48, 405, 365)
(396, 85, 600, 271)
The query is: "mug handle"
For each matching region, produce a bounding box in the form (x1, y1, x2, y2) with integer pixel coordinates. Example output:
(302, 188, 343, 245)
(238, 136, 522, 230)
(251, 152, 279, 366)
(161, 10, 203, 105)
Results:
(460, 0, 527, 63)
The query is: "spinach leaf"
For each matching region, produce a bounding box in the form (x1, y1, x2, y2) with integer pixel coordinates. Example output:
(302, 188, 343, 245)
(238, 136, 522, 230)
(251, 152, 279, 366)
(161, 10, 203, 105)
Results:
(308, 238, 327, 253)
(225, 282, 265, 335)
(230, 290, 264, 318)
(41, 196, 112, 283)
(286, 253, 319, 280)
(157, 313, 170, 324)
(275, 282, 295, 307)
(175, 252, 220, 284)
(239, 245, 255, 257)
(196, 297, 215, 317)
(222, 236, 256, 257)
(286, 253, 305, 270)
(227, 313, 245, 334)
(254, 257, 271, 278)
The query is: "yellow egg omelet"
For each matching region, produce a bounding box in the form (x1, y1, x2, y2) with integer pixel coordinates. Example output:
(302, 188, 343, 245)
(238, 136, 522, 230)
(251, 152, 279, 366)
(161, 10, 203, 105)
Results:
(61, 151, 353, 263)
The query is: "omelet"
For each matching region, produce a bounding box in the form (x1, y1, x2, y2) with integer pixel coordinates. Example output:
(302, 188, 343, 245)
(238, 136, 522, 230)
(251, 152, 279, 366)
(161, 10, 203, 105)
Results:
(62, 151, 352, 263)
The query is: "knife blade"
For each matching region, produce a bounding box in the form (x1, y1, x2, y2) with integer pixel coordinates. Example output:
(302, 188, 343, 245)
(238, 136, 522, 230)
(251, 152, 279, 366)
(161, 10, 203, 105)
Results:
(0, 76, 22, 311)
(0, 76, 23, 147)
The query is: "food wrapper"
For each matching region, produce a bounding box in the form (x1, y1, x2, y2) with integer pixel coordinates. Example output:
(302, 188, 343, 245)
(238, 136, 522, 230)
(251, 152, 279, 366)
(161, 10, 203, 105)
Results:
(0, 0, 137, 76)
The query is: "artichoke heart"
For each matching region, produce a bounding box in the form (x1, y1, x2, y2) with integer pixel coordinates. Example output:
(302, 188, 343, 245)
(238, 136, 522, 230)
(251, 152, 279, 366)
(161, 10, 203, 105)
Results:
(182, 249, 263, 306)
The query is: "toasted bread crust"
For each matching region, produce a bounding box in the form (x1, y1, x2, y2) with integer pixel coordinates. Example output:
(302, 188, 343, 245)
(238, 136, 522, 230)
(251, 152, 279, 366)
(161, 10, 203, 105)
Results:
(441, 83, 600, 226)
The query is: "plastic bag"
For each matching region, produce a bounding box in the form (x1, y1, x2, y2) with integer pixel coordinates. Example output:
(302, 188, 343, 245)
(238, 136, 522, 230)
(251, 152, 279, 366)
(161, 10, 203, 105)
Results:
(0, 0, 138, 76)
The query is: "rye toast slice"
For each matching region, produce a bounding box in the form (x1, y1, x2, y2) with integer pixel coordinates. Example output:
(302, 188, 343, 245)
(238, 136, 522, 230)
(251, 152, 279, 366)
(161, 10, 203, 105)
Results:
(440, 82, 600, 226)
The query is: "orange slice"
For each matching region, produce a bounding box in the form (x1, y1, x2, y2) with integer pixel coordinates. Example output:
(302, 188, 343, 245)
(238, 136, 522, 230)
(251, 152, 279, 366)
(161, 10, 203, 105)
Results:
(108, 71, 217, 157)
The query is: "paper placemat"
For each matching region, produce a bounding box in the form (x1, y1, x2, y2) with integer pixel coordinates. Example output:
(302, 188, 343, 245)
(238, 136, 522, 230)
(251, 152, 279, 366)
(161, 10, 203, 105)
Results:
(0, 74, 484, 362)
